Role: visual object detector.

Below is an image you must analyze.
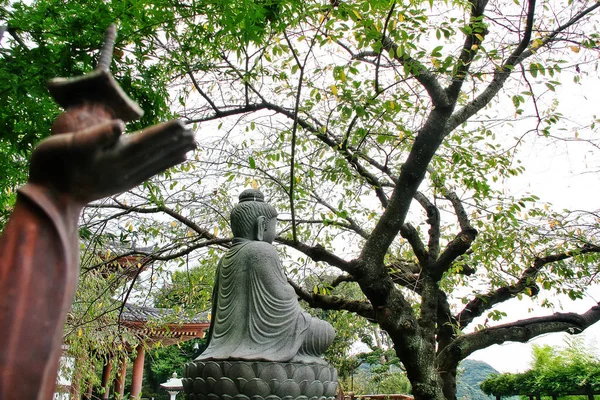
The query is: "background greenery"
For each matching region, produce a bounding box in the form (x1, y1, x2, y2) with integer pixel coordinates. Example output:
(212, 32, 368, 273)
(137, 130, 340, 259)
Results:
(481, 339, 600, 399)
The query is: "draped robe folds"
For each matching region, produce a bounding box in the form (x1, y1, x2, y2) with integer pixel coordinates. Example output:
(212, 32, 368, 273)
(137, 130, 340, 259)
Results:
(198, 238, 334, 363)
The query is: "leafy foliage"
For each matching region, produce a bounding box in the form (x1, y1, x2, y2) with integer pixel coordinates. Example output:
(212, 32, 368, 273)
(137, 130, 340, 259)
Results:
(0, 0, 175, 223)
(142, 338, 207, 400)
(64, 243, 149, 391)
(154, 263, 214, 313)
(366, 371, 412, 395)
(346, 352, 411, 395)
(481, 340, 600, 398)
(347, 327, 411, 395)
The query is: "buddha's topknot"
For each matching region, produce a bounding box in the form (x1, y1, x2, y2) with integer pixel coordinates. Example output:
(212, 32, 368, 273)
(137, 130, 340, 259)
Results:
(239, 189, 265, 203)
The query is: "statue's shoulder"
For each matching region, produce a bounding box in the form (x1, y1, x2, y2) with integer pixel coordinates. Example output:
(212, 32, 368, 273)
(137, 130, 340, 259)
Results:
(243, 240, 278, 253)
(236, 240, 279, 262)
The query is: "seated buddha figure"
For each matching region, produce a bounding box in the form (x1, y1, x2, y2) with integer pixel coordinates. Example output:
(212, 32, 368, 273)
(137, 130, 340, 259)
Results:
(197, 189, 335, 364)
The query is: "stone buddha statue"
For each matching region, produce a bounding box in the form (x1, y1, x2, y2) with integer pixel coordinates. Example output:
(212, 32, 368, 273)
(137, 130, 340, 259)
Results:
(197, 189, 335, 364)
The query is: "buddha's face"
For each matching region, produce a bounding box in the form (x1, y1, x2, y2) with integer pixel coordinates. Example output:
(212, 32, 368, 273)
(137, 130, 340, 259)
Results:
(261, 217, 278, 244)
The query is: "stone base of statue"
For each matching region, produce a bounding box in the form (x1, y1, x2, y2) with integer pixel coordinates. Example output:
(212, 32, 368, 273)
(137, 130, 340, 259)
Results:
(182, 360, 338, 400)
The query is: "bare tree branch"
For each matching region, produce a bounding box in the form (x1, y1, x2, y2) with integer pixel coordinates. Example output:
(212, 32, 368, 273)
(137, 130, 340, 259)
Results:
(443, 191, 472, 232)
(439, 303, 600, 368)
(185, 103, 280, 125)
(400, 223, 428, 266)
(331, 274, 356, 287)
(504, 0, 537, 68)
(428, 168, 474, 231)
(351, 149, 398, 184)
(276, 236, 359, 273)
(187, 101, 391, 208)
(288, 278, 375, 320)
(447, 0, 600, 132)
(6, 27, 28, 50)
(446, 0, 490, 101)
(89, 200, 216, 240)
(359, 106, 452, 281)
(430, 228, 478, 280)
(117, 257, 155, 326)
(187, 69, 221, 114)
(414, 191, 441, 261)
(83, 238, 231, 274)
(374, 2, 397, 94)
(456, 245, 600, 329)
(283, 26, 322, 243)
(380, 36, 450, 108)
(312, 193, 370, 239)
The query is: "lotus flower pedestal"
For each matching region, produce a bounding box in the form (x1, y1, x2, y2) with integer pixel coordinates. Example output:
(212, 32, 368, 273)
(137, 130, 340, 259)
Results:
(183, 360, 338, 400)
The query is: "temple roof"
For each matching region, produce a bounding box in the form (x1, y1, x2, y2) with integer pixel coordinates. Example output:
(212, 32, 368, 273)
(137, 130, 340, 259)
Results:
(121, 303, 209, 324)
(120, 304, 210, 346)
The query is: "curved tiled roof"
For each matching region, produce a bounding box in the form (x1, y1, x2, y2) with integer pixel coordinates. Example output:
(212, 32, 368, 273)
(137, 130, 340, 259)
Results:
(121, 303, 209, 324)
(120, 304, 210, 345)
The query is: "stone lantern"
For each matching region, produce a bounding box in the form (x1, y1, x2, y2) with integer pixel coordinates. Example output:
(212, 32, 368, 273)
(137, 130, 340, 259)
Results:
(160, 372, 183, 400)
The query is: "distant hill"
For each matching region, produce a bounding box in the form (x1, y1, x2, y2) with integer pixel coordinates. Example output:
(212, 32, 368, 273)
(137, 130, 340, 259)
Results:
(351, 358, 514, 399)
(457, 359, 517, 400)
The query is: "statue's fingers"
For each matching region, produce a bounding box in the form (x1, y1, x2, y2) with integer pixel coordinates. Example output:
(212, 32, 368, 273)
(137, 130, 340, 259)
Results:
(72, 120, 124, 152)
(83, 139, 194, 201)
(119, 123, 195, 165)
(119, 139, 196, 188)
(119, 120, 190, 158)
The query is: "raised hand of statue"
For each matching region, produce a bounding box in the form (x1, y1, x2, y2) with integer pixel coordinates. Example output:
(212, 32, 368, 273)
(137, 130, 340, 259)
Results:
(0, 115, 196, 400)
(28, 118, 195, 204)
(0, 25, 199, 400)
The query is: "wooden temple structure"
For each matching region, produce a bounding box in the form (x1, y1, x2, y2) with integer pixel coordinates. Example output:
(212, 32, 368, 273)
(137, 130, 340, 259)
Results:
(78, 304, 210, 400)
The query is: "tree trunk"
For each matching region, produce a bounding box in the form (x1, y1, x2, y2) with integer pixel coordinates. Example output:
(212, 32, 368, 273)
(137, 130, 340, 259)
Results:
(436, 293, 459, 400)
(410, 379, 446, 400)
(390, 332, 446, 400)
(439, 367, 458, 400)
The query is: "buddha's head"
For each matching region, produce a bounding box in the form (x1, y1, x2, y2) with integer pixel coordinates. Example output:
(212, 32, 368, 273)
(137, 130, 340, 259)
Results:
(230, 189, 278, 243)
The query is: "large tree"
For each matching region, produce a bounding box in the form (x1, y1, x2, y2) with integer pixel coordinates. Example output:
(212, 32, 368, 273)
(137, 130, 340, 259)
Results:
(3, 0, 600, 399)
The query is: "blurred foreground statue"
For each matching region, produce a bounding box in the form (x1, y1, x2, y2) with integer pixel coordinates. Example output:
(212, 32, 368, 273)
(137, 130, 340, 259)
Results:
(0, 25, 196, 400)
(183, 189, 338, 400)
